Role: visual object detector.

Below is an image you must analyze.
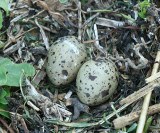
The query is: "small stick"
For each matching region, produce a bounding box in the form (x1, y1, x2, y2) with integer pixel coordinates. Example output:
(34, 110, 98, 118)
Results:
(78, 1, 82, 41)
(136, 50, 160, 133)
(145, 71, 160, 83)
(20, 118, 29, 133)
(94, 24, 102, 53)
(35, 18, 49, 50)
(82, 13, 100, 27)
(0, 118, 15, 133)
(113, 104, 160, 129)
(23, 20, 57, 34)
(119, 78, 160, 105)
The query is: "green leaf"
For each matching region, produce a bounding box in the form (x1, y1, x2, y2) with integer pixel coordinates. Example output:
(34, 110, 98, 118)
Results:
(0, 88, 6, 98)
(5, 86, 10, 97)
(0, 104, 10, 119)
(5, 63, 35, 86)
(143, 117, 152, 133)
(0, 97, 8, 104)
(127, 123, 137, 132)
(0, 58, 13, 66)
(59, 0, 68, 3)
(0, 58, 35, 86)
(0, 0, 9, 16)
(81, 0, 86, 5)
(0, 66, 7, 85)
(0, 89, 8, 104)
(0, 87, 10, 119)
(138, 0, 150, 18)
(0, 12, 2, 29)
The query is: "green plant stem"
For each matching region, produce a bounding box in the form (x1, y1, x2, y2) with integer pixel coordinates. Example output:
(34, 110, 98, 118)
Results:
(88, 10, 135, 22)
(116, 13, 135, 22)
(111, 104, 120, 118)
(143, 117, 152, 133)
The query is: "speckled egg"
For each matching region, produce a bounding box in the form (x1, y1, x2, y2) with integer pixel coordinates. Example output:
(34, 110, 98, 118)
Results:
(46, 36, 87, 86)
(76, 57, 119, 106)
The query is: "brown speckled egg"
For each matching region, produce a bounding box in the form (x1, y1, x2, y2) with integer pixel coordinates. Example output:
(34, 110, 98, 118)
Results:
(46, 36, 87, 86)
(76, 57, 119, 106)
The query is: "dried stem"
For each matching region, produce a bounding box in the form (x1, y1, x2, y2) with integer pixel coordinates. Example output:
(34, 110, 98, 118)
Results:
(78, 1, 82, 41)
(113, 104, 160, 129)
(136, 50, 160, 133)
(24, 78, 72, 121)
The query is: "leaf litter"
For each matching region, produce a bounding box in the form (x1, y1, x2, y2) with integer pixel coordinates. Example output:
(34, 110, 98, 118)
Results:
(1, 0, 160, 132)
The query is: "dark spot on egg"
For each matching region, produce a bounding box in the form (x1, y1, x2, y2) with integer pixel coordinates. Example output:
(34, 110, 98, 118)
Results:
(104, 70, 108, 73)
(101, 90, 109, 97)
(85, 88, 89, 90)
(89, 73, 97, 81)
(61, 60, 65, 63)
(51, 52, 55, 56)
(85, 93, 90, 97)
(79, 87, 82, 91)
(80, 61, 84, 64)
(80, 80, 82, 83)
(108, 83, 111, 88)
(62, 70, 68, 76)
(53, 61, 55, 64)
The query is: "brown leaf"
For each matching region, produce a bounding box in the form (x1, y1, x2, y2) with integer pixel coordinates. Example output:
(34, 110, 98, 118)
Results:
(35, 0, 69, 25)
(45, 0, 71, 12)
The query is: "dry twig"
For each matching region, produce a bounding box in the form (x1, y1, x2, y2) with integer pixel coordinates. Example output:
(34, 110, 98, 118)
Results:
(119, 78, 160, 105)
(137, 50, 160, 133)
(113, 104, 160, 129)
(78, 1, 82, 41)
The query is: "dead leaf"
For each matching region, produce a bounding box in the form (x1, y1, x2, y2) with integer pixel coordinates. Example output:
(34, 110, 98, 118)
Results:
(70, 98, 89, 121)
(35, 0, 73, 25)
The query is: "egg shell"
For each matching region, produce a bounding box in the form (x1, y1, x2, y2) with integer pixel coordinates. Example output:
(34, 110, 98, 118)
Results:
(46, 36, 87, 86)
(76, 57, 119, 106)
